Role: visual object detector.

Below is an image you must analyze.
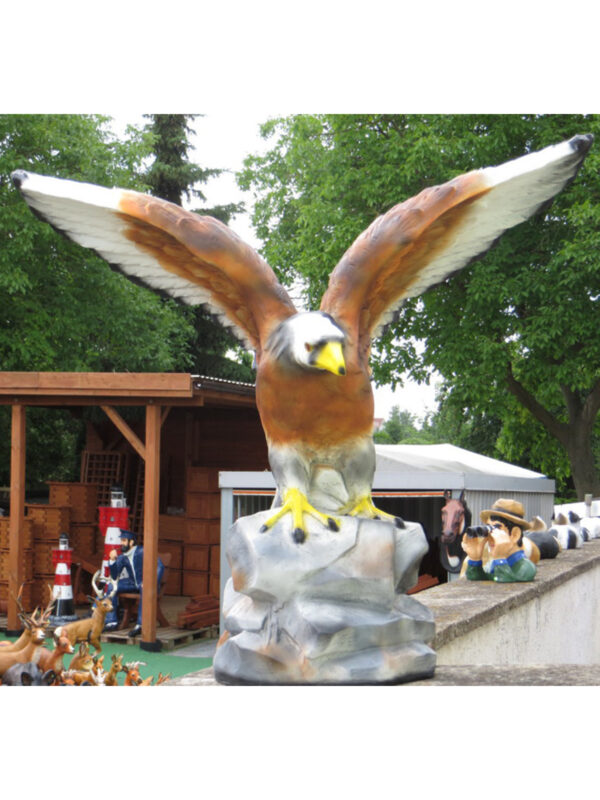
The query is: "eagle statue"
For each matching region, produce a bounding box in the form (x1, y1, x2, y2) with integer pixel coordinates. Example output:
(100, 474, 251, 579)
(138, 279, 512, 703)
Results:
(12, 134, 592, 543)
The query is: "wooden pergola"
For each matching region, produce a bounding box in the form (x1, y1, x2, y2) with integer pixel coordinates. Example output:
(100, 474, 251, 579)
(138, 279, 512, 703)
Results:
(0, 371, 256, 650)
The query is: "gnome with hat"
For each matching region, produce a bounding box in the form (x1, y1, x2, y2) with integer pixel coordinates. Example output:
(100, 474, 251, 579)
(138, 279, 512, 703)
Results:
(461, 499, 537, 582)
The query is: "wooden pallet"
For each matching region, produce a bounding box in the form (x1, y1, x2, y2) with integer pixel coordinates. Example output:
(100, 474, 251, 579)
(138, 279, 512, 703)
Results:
(101, 623, 219, 651)
(176, 594, 220, 629)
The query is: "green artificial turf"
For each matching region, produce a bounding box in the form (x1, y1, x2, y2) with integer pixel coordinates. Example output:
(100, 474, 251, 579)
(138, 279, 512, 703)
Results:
(0, 632, 213, 685)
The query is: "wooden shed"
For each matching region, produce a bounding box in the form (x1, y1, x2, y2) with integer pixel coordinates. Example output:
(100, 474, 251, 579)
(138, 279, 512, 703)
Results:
(0, 371, 268, 650)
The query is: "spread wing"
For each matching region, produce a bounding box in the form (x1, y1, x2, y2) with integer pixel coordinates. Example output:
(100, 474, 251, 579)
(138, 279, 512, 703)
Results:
(12, 171, 297, 351)
(320, 134, 593, 354)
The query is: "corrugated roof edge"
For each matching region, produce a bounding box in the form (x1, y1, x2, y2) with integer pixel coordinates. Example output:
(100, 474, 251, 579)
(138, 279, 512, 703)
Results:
(192, 374, 256, 395)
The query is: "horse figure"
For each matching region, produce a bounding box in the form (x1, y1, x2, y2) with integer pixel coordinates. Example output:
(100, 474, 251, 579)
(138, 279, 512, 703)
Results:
(438, 490, 472, 574)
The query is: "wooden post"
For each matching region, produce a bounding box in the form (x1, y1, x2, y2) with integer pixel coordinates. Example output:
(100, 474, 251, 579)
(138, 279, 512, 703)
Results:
(140, 403, 161, 651)
(7, 405, 26, 634)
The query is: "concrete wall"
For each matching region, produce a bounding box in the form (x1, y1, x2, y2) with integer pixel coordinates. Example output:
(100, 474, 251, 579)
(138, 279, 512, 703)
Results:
(418, 539, 600, 666)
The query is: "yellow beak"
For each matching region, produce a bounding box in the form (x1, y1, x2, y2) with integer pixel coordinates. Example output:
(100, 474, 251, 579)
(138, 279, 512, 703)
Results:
(314, 341, 346, 376)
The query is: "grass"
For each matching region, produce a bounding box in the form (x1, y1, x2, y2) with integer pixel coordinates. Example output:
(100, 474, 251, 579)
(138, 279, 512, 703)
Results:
(0, 632, 213, 685)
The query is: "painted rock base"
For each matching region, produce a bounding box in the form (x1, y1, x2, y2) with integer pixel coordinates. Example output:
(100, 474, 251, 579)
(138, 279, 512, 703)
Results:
(214, 511, 436, 685)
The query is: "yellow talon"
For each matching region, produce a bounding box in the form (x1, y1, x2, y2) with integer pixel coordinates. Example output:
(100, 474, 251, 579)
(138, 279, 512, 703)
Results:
(260, 488, 340, 543)
(348, 496, 405, 529)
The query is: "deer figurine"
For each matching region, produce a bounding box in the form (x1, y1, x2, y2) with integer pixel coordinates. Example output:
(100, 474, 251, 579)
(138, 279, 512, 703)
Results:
(90, 654, 107, 685)
(57, 571, 117, 653)
(0, 585, 29, 651)
(60, 642, 96, 685)
(104, 653, 125, 687)
(37, 627, 75, 682)
(0, 592, 55, 677)
(0, 584, 53, 652)
(123, 661, 147, 686)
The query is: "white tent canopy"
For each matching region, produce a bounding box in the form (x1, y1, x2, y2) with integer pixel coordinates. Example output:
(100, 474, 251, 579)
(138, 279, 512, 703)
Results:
(375, 443, 545, 478)
(371, 443, 553, 494)
(220, 443, 553, 494)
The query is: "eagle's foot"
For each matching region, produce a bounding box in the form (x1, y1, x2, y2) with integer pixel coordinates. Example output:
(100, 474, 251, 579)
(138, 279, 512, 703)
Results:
(348, 496, 405, 528)
(260, 488, 340, 543)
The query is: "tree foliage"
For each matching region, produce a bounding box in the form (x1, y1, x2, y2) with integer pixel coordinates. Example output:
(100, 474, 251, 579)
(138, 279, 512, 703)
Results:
(374, 406, 435, 445)
(0, 114, 199, 489)
(1, 114, 196, 374)
(239, 114, 600, 497)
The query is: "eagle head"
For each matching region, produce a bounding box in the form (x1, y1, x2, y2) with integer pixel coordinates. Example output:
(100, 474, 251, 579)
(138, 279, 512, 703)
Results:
(269, 311, 346, 376)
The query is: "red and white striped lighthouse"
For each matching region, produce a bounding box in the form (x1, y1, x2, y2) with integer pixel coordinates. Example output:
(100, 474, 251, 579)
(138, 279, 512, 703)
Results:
(98, 485, 130, 579)
(49, 532, 78, 626)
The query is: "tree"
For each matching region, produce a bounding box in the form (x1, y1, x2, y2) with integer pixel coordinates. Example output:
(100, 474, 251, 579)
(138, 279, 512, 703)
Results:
(424, 388, 504, 460)
(373, 406, 436, 444)
(0, 114, 196, 488)
(239, 114, 600, 498)
(145, 114, 242, 222)
(143, 114, 253, 382)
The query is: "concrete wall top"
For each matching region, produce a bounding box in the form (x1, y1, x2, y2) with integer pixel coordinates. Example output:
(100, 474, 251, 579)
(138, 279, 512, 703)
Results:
(417, 539, 600, 652)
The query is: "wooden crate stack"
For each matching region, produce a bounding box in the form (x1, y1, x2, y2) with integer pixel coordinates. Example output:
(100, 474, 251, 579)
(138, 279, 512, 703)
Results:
(157, 514, 185, 596)
(174, 466, 221, 629)
(184, 466, 221, 597)
(26, 503, 72, 608)
(25, 483, 99, 608)
(47, 482, 99, 557)
(0, 518, 35, 611)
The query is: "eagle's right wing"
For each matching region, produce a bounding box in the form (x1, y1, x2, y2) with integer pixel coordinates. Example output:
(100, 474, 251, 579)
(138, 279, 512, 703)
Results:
(12, 171, 297, 352)
(320, 135, 593, 358)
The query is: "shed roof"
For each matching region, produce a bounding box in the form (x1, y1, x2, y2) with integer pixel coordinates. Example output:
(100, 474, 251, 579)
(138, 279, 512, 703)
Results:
(0, 371, 256, 407)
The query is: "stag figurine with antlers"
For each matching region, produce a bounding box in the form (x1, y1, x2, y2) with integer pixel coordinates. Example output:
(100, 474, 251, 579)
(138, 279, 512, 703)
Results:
(56, 571, 117, 653)
(0, 591, 55, 677)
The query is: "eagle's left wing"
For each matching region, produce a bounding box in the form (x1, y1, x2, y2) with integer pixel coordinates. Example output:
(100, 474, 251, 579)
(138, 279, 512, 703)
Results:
(320, 135, 592, 357)
(12, 171, 297, 352)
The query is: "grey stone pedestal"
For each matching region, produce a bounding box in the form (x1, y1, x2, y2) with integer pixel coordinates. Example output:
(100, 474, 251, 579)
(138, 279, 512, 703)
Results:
(213, 511, 436, 685)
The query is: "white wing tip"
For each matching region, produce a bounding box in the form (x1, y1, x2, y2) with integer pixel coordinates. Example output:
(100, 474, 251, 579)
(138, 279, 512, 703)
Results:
(482, 133, 593, 187)
(12, 170, 123, 210)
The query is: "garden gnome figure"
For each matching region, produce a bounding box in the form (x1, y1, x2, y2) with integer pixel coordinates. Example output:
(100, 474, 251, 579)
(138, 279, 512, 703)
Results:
(462, 498, 536, 582)
(103, 529, 164, 636)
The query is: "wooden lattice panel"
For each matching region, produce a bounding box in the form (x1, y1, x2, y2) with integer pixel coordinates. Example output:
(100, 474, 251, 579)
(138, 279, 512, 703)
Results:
(130, 458, 145, 536)
(80, 451, 129, 507)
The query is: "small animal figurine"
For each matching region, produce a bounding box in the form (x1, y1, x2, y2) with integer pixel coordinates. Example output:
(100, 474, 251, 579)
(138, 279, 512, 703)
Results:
(523, 516, 561, 559)
(104, 653, 124, 687)
(548, 513, 585, 550)
(1, 662, 56, 686)
(37, 627, 75, 682)
(62, 642, 96, 685)
(0, 593, 55, 677)
(568, 510, 600, 540)
(57, 572, 117, 653)
(439, 490, 472, 574)
(123, 661, 147, 686)
(90, 654, 107, 685)
(0, 584, 54, 651)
